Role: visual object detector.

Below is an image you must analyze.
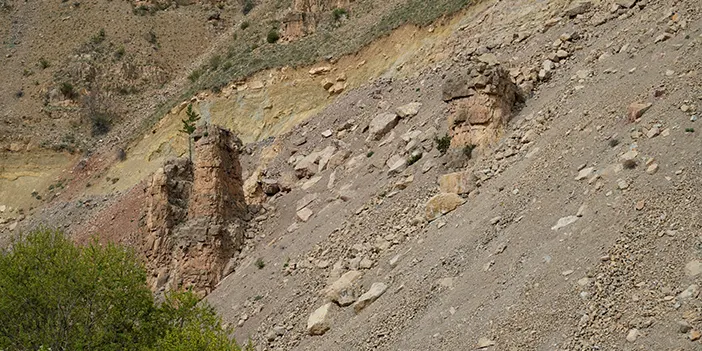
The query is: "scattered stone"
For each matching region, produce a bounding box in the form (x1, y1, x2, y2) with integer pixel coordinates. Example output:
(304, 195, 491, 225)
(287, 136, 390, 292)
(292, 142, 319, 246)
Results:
(477, 337, 496, 349)
(690, 330, 702, 341)
(654, 33, 673, 43)
(0, 205, 5, 213)
(296, 193, 318, 210)
(627, 102, 652, 122)
(626, 328, 639, 342)
(490, 216, 502, 225)
(359, 257, 374, 269)
(297, 208, 314, 222)
(564, 1, 592, 17)
(617, 179, 629, 190)
(261, 178, 280, 196)
(556, 49, 569, 59)
(646, 126, 660, 139)
(439, 171, 477, 195)
(322, 271, 363, 305)
(396, 102, 422, 118)
(307, 303, 332, 336)
(552, 215, 578, 230)
(635, 199, 645, 210)
(367, 113, 400, 141)
(309, 66, 331, 75)
(678, 284, 699, 300)
(386, 155, 408, 175)
(677, 321, 693, 334)
(685, 260, 702, 277)
(321, 78, 334, 90)
(354, 282, 388, 313)
(425, 193, 466, 221)
(575, 167, 594, 181)
(389, 254, 401, 268)
(321, 129, 333, 138)
(620, 150, 638, 161)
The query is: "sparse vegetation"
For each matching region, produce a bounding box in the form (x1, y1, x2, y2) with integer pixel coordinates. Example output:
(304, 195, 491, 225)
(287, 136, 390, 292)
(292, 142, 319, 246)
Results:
(22, 68, 33, 77)
(366, 151, 374, 158)
(91, 28, 106, 44)
(114, 46, 126, 60)
(242, 0, 255, 14)
(240, 21, 250, 30)
(333, 8, 348, 21)
(146, 29, 159, 47)
(180, 104, 201, 162)
(83, 88, 116, 136)
(463, 144, 476, 159)
(266, 28, 280, 43)
(407, 152, 423, 166)
(0, 229, 249, 351)
(608, 138, 620, 148)
(38, 57, 50, 69)
(209, 55, 222, 70)
(435, 135, 452, 155)
(255, 257, 265, 269)
(60, 82, 76, 99)
(189, 68, 203, 83)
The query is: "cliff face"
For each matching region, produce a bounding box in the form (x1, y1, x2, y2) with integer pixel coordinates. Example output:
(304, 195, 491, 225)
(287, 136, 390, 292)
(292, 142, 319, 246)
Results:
(281, 0, 353, 40)
(143, 125, 247, 296)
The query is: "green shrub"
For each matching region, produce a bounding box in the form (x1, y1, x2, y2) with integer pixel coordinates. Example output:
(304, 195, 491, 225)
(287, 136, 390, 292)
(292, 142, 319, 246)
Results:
(92, 28, 106, 44)
(209, 55, 222, 70)
(242, 0, 254, 14)
(0, 229, 249, 351)
(685, 128, 695, 133)
(463, 144, 476, 159)
(255, 257, 265, 269)
(240, 21, 250, 30)
(435, 135, 451, 154)
(332, 8, 348, 20)
(407, 152, 422, 165)
(60, 82, 76, 99)
(38, 57, 50, 69)
(266, 28, 280, 43)
(188, 68, 203, 83)
(114, 46, 126, 60)
(366, 151, 374, 158)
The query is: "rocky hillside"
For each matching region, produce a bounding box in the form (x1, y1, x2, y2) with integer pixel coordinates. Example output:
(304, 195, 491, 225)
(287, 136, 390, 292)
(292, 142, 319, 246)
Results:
(2, 0, 702, 350)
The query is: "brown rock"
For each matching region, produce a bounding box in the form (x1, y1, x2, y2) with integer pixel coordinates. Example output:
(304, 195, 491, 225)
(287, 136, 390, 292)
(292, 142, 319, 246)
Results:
(627, 102, 652, 122)
(425, 193, 465, 221)
(439, 171, 477, 195)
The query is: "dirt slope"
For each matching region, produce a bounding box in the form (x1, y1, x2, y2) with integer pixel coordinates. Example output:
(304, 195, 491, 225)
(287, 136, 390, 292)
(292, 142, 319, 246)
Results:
(203, 0, 702, 350)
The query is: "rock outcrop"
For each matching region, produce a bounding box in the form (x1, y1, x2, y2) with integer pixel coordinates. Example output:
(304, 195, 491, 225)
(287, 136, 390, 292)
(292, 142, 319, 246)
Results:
(281, 0, 352, 41)
(442, 61, 523, 148)
(143, 125, 248, 296)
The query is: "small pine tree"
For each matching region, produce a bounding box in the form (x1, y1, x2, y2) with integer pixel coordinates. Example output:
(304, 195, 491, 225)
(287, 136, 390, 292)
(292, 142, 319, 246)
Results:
(181, 104, 201, 162)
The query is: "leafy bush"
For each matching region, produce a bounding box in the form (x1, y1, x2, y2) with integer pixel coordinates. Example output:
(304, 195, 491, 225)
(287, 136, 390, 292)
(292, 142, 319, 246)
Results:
(240, 21, 250, 30)
(255, 257, 265, 269)
(242, 0, 255, 14)
(332, 8, 348, 20)
(60, 82, 76, 99)
(38, 57, 50, 69)
(266, 28, 280, 43)
(0, 229, 249, 351)
(435, 135, 452, 155)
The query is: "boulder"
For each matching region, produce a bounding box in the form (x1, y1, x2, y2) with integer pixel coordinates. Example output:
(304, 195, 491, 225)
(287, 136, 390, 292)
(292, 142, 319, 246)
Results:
(317, 145, 338, 172)
(627, 102, 652, 122)
(396, 102, 423, 118)
(294, 152, 321, 178)
(322, 270, 363, 306)
(425, 193, 465, 221)
(564, 1, 592, 17)
(353, 282, 388, 313)
(439, 171, 477, 195)
(261, 178, 280, 195)
(367, 113, 400, 141)
(307, 303, 333, 335)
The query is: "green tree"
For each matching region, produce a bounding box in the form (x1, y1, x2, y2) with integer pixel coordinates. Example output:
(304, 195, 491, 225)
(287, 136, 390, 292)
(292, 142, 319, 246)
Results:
(0, 229, 248, 351)
(180, 104, 201, 162)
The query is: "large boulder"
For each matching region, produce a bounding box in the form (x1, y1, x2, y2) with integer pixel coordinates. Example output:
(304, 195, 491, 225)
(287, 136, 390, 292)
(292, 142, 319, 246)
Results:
(425, 193, 465, 221)
(442, 64, 522, 148)
(439, 171, 477, 195)
(321, 270, 363, 306)
(367, 112, 400, 141)
(353, 282, 388, 313)
(307, 303, 333, 335)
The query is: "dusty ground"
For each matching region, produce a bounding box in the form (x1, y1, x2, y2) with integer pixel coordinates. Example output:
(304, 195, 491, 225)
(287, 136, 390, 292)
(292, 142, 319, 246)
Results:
(2, 0, 702, 350)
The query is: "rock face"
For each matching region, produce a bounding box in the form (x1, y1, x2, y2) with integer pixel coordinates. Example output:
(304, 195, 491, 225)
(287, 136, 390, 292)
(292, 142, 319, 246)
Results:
(143, 125, 248, 296)
(281, 0, 352, 41)
(439, 171, 477, 195)
(442, 63, 523, 148)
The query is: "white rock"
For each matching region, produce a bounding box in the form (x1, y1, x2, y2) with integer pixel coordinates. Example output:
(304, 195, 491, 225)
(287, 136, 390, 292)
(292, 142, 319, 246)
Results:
(678, 284, 699, 300)
(685, 260, 702, 277)
(353, 282, 388, 313)
(297, 208, 314, 222)
(551, 216, 578, 230)
(626, 328, 639, 342)
(367, 112, 400, 141)
(322, 270, 363, 305)
(477, 337, 496, 348)
(321, 129, 333, 138)
(396, 102, 422, 118)
(575, 167, 594, 181)
(307, 303, 332, 335)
